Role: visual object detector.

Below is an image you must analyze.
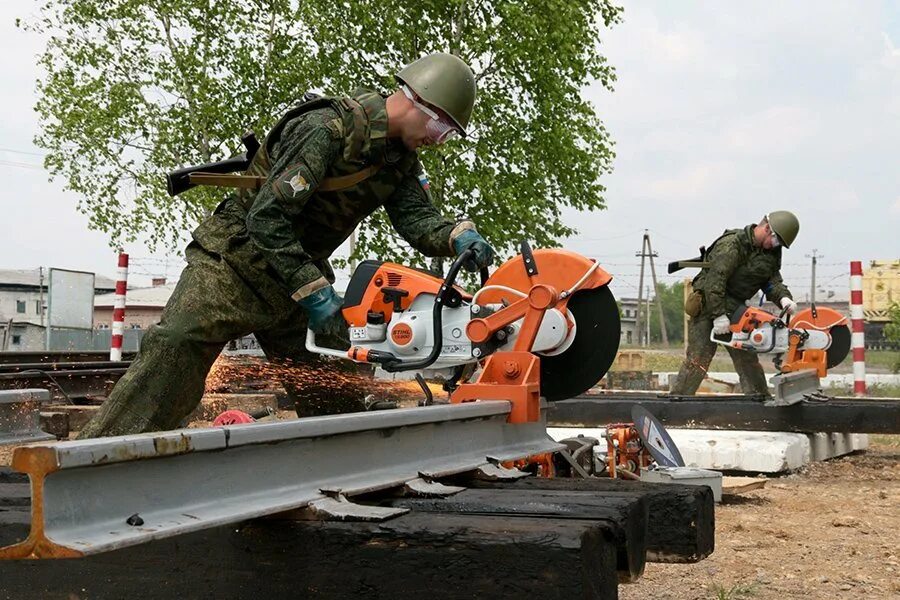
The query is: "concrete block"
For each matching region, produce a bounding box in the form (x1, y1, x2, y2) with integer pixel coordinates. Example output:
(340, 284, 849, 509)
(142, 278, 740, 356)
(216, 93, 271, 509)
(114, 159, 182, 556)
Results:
(666, 429, 809, 473)
(548, 427, 869, 475)
(808, 432, 868, 460)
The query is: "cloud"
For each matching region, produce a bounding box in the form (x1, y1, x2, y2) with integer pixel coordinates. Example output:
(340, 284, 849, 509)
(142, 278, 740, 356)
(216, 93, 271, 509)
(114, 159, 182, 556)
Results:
(882, 31, 900, 69)
(722, 106, 821, 156)
(577, 0, 899, 301)
(638, 162, 735, 202)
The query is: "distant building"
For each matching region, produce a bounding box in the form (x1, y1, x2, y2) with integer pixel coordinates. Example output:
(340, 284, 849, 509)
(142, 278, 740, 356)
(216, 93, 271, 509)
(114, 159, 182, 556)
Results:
(0, 268, 115, 351)
(618, 297, 640, 345)
(862, 260, 899, 321)
(93, 279, 175, 331)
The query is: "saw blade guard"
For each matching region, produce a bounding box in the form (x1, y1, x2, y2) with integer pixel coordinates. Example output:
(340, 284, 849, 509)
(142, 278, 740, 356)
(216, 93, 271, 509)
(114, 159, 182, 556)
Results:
(476, 249, 620, 401)
(790, 306, 851, 368)
(477, 248, 613, 307)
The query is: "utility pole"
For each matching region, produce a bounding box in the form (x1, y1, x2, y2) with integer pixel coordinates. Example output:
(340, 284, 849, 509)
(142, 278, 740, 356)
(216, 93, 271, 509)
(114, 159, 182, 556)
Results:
(645, 286, 651, 347)
(38, 266, 44, 327)
(645, 233, 669, 345)
(635, 230, 669, 346)
(806, 249, 820, 303)
(635, 235, 647, 345)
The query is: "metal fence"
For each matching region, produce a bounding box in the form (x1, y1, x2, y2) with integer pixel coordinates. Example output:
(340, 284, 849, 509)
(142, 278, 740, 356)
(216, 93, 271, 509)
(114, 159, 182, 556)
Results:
(46, 328, 144, 352)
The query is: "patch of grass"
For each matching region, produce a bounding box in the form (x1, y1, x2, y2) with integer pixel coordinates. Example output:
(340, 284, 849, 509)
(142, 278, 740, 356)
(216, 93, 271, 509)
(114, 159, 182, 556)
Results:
(865, 349, 900, 373)
(826, 382, 900, 398)
(870, 434, 900, 447)
(612, 349, 773, 373)
(709, 581, 759, 600)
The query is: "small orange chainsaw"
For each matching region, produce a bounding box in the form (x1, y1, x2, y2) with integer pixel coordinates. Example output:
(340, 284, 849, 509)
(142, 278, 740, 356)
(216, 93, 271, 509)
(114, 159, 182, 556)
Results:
(710, 304, 851, 405)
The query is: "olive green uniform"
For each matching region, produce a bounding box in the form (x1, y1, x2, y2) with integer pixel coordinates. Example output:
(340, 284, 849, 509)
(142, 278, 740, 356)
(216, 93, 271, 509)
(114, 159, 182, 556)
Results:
(80, 90, 471, 438)
(670, 224, 793, 396)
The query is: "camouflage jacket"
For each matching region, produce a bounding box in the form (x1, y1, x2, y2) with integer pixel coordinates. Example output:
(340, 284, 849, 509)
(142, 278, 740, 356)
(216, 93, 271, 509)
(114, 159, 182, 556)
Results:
(192, 90, 471, 301)
(693, 224, 792, 317)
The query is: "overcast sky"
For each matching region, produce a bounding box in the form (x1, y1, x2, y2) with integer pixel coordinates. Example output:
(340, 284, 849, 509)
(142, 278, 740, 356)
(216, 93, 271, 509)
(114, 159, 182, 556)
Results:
(0, 1, 897, 301)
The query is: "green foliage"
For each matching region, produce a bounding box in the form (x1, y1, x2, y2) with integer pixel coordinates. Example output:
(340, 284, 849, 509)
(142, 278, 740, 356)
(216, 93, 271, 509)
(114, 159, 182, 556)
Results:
(646, 281, 685, 344)
(24, 0, 622, 266)
(886, 303, 900, 372)
(885, 302, 900, 343)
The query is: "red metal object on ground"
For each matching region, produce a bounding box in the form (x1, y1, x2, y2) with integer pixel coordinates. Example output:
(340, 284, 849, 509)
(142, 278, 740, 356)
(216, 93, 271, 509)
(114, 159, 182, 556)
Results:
(212, 410, 255, 426)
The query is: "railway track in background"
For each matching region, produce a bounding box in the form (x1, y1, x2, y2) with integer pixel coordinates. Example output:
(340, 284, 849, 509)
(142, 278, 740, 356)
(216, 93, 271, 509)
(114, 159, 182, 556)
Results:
(550, 392, 900, 434)
(0, 361, 131, 402)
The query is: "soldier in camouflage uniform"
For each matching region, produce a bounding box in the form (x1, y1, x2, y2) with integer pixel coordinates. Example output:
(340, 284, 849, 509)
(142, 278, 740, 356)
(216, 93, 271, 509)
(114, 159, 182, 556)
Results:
(80, 53, 494, 437)
(670, 211, 800, 396)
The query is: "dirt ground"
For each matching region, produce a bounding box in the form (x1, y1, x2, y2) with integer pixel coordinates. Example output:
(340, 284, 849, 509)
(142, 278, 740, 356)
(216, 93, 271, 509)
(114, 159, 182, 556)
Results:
(621, 438, 900, 600)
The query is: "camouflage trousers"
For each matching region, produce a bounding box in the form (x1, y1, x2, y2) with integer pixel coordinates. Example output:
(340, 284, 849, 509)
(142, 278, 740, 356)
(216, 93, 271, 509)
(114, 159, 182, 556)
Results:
(669, 313, 770, 396)
(79, 241, 345, 438)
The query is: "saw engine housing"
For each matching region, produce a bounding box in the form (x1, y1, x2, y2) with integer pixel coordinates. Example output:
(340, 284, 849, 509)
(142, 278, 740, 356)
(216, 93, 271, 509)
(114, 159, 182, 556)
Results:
(339, 261, 581, 375)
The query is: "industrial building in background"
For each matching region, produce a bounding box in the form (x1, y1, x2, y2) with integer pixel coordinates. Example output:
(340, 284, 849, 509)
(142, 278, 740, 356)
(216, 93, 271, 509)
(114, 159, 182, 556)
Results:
(1, 260, 897, 352)
(862, 260, 900, 349)
(93, 277, 174, 351)
(0, 268, 115, 351)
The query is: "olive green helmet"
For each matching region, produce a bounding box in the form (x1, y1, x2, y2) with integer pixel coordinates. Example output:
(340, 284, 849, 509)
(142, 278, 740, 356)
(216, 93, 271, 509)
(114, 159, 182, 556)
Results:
(767, 210, 800, 248)
(396, 52, 476, 136)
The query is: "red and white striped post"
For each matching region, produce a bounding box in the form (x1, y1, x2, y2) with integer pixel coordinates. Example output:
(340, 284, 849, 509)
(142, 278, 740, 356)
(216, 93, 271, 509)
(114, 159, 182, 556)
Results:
(110, 252, 129, 361)
(849, 261, 866, 396)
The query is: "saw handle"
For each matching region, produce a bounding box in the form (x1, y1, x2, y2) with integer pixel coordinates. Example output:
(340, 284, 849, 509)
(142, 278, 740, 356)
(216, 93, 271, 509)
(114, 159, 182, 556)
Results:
(709, 328, 737, 348)
(778, 304, 791, 325)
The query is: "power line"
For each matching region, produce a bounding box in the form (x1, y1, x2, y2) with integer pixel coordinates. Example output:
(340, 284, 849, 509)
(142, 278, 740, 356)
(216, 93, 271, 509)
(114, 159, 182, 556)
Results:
(646, 227, 697, 250)
(0, 147, 46, 157)
(568, 228, 646, 242)
(0, 159, 43, 170)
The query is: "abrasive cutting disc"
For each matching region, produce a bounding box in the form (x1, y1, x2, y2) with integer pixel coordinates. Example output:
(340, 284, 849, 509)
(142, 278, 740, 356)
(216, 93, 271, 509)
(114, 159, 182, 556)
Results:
(631, 405, 685, 468)
(539, 285, 621, 401)
(826, 324, 851, 369)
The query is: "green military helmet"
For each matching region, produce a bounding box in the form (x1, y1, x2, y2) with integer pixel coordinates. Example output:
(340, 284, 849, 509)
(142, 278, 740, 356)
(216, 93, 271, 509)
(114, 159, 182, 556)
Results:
(396, 52, 476, 136)
(767, 210, 800, 248)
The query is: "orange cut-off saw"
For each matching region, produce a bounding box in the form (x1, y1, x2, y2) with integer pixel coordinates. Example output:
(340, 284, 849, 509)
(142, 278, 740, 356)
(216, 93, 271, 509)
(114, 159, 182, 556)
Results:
(307, 243, 622, 422)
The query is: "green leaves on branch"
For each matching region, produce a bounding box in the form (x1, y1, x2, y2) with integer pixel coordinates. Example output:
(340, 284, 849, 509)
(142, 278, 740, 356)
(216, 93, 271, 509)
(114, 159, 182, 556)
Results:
(27, 0, 621, 264)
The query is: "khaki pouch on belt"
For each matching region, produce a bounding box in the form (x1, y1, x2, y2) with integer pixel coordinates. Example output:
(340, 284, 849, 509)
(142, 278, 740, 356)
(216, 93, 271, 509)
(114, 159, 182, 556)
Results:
(684, 290, 703, 318)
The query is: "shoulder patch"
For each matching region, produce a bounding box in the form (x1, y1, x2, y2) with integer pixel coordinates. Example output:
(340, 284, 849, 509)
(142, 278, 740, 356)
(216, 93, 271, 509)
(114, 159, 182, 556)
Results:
(275, 162, 314, 201)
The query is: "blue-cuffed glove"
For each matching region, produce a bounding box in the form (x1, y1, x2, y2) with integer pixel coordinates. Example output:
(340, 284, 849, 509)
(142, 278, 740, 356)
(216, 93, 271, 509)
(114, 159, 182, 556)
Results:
(298, 285, 346, 334)
(452, 229, 495, 272)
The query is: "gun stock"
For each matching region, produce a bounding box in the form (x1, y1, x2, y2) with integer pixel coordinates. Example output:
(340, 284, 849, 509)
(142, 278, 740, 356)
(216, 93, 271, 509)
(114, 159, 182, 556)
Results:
(166, 132, 260, 197)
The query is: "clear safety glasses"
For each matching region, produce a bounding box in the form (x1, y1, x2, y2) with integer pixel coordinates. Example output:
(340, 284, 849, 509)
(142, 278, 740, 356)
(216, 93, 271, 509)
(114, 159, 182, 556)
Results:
(401, 85, 460, 144)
